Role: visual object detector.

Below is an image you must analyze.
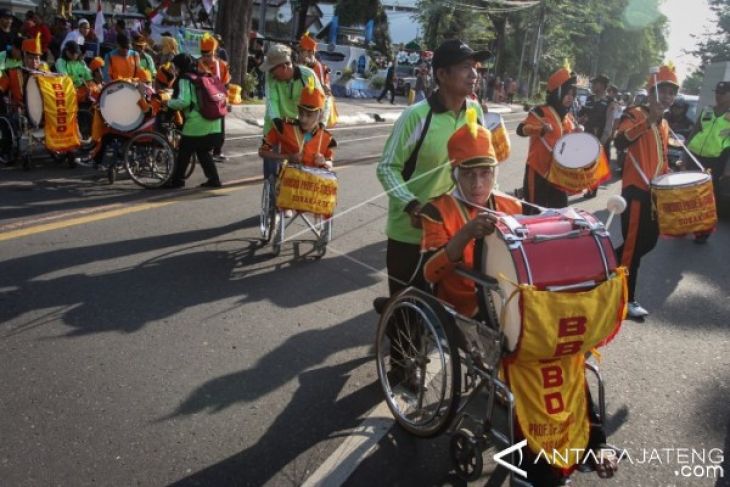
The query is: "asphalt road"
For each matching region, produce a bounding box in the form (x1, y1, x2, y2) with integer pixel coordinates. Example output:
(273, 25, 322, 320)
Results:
(0, 113, 728, 487)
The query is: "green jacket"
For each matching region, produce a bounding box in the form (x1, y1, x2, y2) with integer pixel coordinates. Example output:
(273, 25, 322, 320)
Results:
(263, 65, 325, 134)
(139, 51, 157, 79)
(376, 94, 485, 244)
(687, 106, 730, 158)
(55, 58, 92, 87)
(167, 78, 222, 137)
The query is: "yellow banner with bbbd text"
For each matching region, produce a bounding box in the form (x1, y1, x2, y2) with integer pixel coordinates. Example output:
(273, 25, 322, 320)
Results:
(36, 74, 80, 153)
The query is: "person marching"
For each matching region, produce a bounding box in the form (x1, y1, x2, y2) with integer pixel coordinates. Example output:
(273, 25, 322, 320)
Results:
(685, 81, 730, 243)
(198, 32, 230, 162)
(517, 66, 579, 210)
(613, 64, 677, 319)
(580, 74, 618, 198)
(377, 60, 397, 104)
(258, 77, 336, 170)
(375, 39, 489, 307)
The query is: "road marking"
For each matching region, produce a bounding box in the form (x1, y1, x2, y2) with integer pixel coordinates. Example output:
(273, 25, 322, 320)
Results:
(225, 123, 395, 141)
(228, 135, 389, 158)
(301, 401, 394, 487)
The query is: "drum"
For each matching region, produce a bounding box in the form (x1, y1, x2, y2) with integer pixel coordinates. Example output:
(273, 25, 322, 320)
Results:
(480, 209, 617, 352)
(548, 132, 602, 193)
(651, 172, 717, 236)
(484, 112, 510, 163)
(24, 75, 45, 128)
(99, 80, 145, 132)
(275, 164, 338, 216)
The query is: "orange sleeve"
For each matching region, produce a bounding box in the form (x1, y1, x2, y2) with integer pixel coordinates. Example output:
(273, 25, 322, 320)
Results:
(261, 127, 279, 151)
(521, 111, 545, 137)
(617, 108, 649, 142)
(421, 204, 458, 285)
(221, 62, 231, 85)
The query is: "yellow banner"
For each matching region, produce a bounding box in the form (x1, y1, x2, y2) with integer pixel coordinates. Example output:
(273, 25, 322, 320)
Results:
(276, 165, 338, 216)
(653, 179, 717, 236)
(548, 147, 610, 194)
(36, 75, 80, 152)
(503, 269, 628, 466)
(492, 124, 511, 163)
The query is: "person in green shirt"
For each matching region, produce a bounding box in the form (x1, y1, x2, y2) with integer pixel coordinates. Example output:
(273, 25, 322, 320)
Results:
(374, 39, 490, 310)
(54, 40, 91, 88)
(166, 53, 222, 189)
(132, 33, 156, 81)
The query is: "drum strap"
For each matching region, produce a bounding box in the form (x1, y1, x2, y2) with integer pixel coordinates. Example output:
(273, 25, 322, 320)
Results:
(628, 152, 650, 187)
(401, 108, 433, 181)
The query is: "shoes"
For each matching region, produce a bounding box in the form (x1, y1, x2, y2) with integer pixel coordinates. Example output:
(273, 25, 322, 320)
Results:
(584, 188, 598, 199)
(212, 154, 227, 163)
(199, 180, 222, 188)
(627, 301, 649, 319)
(373, 296, 389, 314)
(693, 234, 709, 244)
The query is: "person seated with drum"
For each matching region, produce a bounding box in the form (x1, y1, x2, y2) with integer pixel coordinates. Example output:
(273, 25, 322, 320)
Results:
(258, 77, 336, 172)
(54, 40, 92, 102)
(0, 34, 49, 110)
(517, 66, 580, 210)
(613, 65, 676, 320)
(102, 33, 144, 82)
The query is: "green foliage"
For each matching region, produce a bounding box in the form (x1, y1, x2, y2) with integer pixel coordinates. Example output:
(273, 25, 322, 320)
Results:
(243, 72, 258, 95)
(370, 76, 385, 89)
(682, 69, 704, 95)
(688, 0, 730, 66)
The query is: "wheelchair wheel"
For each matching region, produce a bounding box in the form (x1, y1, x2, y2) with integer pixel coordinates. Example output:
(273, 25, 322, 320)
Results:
(450, 429, 485, 481)
(376, 289, 461, 438)
(313, 215, 332, 258)
(123, 132, 174, 189)
(259, 178, 278, 242)
(271, 210, 284, 256)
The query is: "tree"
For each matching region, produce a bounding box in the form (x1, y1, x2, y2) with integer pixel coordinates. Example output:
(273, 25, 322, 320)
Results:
(215, 0, 254, 85)
(682, 69, 704, 95)
(688, 0, 730, 66)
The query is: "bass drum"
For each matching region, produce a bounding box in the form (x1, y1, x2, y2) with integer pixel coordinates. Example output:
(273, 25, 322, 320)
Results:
(99, 80, 145, 132)
(24, 75, 45, 128)
(480, 209, 617, 352)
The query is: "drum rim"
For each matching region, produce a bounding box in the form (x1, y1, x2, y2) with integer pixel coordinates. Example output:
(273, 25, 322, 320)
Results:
(99, 80, 145, 132)
(651, 171, 711, 188)
(24, 75, 45, 128)
(552, 132, 601, 169)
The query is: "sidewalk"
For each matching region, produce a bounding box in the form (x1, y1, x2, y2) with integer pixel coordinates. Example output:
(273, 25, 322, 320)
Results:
(227, 97, 519, 136)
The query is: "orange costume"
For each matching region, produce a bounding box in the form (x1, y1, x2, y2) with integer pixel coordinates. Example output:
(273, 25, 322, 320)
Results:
(299, 32, 330, 90)
(198, 33, 231, 84)
(103, 48, 144, 82)
(420, 110, 522, 317)
(0, 35, 49, 107)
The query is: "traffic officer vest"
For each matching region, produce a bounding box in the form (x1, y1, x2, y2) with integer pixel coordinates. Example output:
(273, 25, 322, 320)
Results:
(687, 107, 730, 158)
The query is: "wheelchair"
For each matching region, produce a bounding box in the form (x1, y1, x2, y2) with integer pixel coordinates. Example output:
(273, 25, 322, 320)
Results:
(374, 207, 625, 485)
(259, 162, 335, 258)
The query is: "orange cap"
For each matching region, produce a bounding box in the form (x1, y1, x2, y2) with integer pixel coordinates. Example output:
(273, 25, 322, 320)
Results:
(546, 67, 574, 92)
(89, 56, 105, 71)
(22, 33, 43, 55)
(448, 108, 497, 168)
(646, 64, 679, 91)
(298, 76, 326, 111)
(156, 62, 175, 88)
(299, 32, 317, 51)
(200, 32, 218, 53)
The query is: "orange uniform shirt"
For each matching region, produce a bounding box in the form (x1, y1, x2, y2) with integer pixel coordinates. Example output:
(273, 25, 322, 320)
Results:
(198, 58, 231, 85)
(615, 105, 669, 191)
(262, 121, 336, 167)
(421, 192, 523, 317)
(0, 65, 50, 107)
(519, 105, 577, 177)
(107, 52, 144, 81)
(311, 61, 331, 90)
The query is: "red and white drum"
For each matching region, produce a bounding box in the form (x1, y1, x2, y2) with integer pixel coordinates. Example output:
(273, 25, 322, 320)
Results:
(480, 209, 617, 351)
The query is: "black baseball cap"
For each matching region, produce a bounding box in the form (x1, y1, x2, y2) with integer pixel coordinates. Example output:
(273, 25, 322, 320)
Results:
(0, 9, 12, 18)
(432, 39, 491, 71)
(714, 81, 730, 94)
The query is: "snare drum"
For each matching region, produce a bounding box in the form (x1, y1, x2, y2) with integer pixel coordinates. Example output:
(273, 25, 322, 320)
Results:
(480, 209, 617, 352)
(651, 172, 717, 236)
(99, 80, 145, 132)
(484, 112, 511, 163)
(276, 164, 338, 216)
(548, 132, 602, 193)
(24, 75, 45, 128)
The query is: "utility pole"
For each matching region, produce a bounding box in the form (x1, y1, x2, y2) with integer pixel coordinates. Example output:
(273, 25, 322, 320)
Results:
(516, 25, 529, 92)
(529, 0, 546, 97)
(259, 0, 267, 37)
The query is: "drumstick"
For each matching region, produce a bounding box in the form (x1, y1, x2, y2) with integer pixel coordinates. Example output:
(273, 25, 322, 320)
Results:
(668, 127, 706, 172)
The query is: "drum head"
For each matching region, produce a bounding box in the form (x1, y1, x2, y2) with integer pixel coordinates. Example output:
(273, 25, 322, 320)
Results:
(652, 171, 710, 188)
(100, 81, 144, 132)
(25, 76, 44, 128)
(553, 132, 601, 169)
(484, 112, 503, 131)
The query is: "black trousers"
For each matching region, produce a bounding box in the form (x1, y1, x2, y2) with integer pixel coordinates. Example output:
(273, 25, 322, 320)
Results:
(615, 186, 659, 302)
(523, 165, 568, 213)
(172, 133, 222, 185)
(378, 82, 396, 104)
(386, 238, 426, 296)
(213, 116, 225, 155)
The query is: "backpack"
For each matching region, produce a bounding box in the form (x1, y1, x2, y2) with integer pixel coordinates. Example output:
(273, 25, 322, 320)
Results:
(186, 73, 227, 120)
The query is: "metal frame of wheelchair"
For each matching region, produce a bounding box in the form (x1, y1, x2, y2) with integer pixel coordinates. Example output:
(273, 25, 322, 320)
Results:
(374, 258, 609, 485)
(259, 168, 333, 259)
(0, 110, 78, 169)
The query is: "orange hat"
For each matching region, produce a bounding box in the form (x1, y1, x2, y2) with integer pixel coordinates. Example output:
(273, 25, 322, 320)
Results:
(156, 62, 175, 88)
(89, 56, 105, 71)
(298, 76, 326, 111)
(546, 66, 576, 93)
(200, 32, 218, 53)
(646, 63, 679, 91)
(299, 32, 317, 51)
(22, 33, 43, 56)
(448, 108, 497, 168)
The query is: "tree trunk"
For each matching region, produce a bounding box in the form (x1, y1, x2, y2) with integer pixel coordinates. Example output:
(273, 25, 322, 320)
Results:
(216, 0, 254, 86)
(296, 0, 311, 40)
(489, 14, 506, 76)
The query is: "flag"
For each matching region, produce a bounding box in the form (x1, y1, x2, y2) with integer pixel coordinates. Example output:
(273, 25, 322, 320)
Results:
(95, 0, 105, 46)
(149, 0, 171, 25)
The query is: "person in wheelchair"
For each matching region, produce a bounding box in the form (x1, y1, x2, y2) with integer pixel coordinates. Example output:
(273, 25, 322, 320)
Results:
(419, 110, 618, 485)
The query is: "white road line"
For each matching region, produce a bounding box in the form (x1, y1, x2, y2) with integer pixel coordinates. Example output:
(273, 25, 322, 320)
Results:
(226, 123, 395, 141)
(300, 401, 394, 487)
(229, 135, 389, 158)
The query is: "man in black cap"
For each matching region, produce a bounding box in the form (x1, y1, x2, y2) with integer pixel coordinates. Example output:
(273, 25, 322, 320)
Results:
(375, 39, 490, 310)
(0, 9, 17, 56)
(580, 74, 618, 197)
